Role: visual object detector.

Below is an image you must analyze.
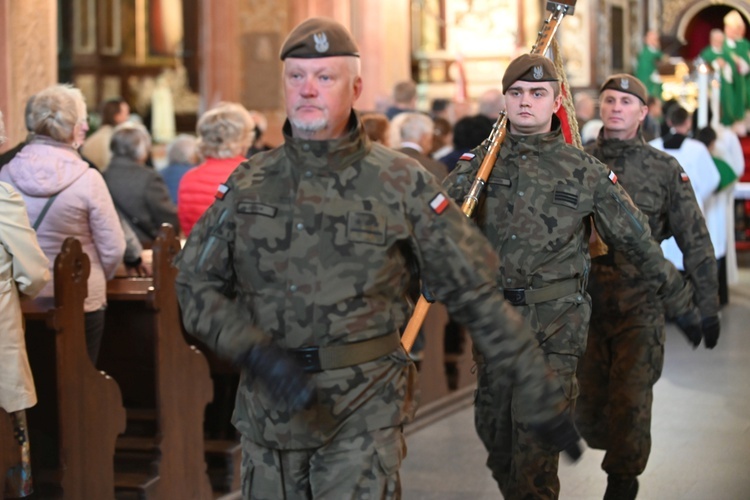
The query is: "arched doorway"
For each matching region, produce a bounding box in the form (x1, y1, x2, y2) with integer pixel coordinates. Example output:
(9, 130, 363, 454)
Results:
(677, 4, 750, 60)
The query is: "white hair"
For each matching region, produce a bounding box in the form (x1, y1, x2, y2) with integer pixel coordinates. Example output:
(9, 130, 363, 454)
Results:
(396, 112, 434, 144)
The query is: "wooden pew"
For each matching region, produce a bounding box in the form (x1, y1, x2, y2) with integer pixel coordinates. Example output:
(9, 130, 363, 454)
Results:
(22, 237, 126, 499)
(416, 303, 476, 407)
(100, 224, 214, 499)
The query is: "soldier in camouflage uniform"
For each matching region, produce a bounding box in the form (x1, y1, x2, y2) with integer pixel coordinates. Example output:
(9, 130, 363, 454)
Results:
(175, 19, 582, 499)
(578, 74, 720, 500)
(443, 55, 702, 500)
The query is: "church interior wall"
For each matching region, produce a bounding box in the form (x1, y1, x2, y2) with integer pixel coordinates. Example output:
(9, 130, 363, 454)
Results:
(4, 0, 748, 153)
(0, 0, 58, 151)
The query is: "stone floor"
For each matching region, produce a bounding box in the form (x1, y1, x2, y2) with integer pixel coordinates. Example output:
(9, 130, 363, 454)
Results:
(401, 266, 750, 499)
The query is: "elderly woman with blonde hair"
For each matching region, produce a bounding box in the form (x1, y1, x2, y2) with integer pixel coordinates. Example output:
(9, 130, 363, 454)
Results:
(0, 85, 125, 367)
(177, 102, 255, 235)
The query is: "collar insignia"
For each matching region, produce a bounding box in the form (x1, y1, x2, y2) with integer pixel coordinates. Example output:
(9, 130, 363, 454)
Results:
(314, 32, 329, 53)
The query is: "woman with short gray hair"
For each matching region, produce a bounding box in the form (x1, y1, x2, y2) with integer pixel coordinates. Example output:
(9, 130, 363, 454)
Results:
(103, 122, 180, 243)
(0, 84, 126, 366)
(177, 102, 255, 235)
(109, 122, 152, 162)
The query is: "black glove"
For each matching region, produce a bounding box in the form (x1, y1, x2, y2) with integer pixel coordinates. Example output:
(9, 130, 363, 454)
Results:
(241, 344, 316, 412)
(702, 315, 720, 349)
(530, 412, 582, 462)
(674, 310, 702, 348)
(421, 282, 437, 304)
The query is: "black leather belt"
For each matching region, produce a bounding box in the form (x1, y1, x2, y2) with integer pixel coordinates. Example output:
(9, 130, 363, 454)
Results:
(287, 331, 401, 373)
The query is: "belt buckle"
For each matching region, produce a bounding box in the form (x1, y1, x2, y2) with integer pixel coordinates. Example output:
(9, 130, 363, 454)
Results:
(504, 288, 526, 306)
(289, 346, 322, 373)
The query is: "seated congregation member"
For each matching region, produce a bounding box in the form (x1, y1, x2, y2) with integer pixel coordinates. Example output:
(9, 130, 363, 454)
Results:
(0, 85, 126, 365)
(439, 114, 494, 172)
(392, 112, 448, 181)
(246, 110, 273, 157)
(0, 109, 50, 499)
(104, 122, 180, 243)
(160, 133, 199, 203)
(177, 102, 255, 236)
(360, 111, 390, 146)
(81, 97, 130, 172)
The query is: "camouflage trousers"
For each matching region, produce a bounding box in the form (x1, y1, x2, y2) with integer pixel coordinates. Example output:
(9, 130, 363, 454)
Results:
(240, 426, 405, 499)
(474, 293, 590, 499)
(576, 273, 665, 477)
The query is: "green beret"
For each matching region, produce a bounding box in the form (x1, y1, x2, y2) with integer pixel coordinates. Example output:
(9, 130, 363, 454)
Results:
(280, 17, 359, 60)
(600, 74, 648, 105)
(502, 54, 559, 94)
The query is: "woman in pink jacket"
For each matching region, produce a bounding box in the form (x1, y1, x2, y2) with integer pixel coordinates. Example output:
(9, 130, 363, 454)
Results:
(177, 102, 255, 236)
(0, 85, 125, 365)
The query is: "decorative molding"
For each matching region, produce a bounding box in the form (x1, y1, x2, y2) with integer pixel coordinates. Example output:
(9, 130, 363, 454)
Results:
(100, 0, 123, 56)
(73, 0, 96, 54)
(661, 0, 693, 35)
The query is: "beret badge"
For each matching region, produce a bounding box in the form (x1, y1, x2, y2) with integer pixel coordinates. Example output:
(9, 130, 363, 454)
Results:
(313, 32, 329, 53)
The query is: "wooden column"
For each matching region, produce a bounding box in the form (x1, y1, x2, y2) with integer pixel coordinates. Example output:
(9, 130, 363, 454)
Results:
(0, 0, 57, 153)
(199, 0, 242, 112)
(351, 0, 412, 112)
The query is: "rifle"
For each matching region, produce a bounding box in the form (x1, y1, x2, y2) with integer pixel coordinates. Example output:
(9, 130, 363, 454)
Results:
(401, 0, 577, 353)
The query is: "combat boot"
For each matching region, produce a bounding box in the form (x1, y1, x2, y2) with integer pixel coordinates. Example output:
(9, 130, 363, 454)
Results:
(603, 475, 638, 500)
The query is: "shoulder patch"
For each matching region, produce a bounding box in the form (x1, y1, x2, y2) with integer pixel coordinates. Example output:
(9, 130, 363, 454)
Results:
(680, 172, 690, 183)
(215, 183, 230, 200)
(429, 193, 450, 215)
(608, 170, 618, 184)
(459, 152, 476, 162)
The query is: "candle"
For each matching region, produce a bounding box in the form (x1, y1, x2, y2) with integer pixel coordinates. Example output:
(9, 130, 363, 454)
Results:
(697, 64, 709, 129)
(710, 76, 720, 129)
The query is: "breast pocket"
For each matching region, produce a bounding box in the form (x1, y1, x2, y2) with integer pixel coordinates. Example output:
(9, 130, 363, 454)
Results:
(633, 191, 661, 218)
(320, 200, 399, 269)
(347, 211, 387, 245)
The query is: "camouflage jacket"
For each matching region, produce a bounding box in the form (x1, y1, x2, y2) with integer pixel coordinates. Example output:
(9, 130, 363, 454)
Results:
(443, 122, 694, 320)
(586, 133, 719, 318)
(175, 113, 565, 449)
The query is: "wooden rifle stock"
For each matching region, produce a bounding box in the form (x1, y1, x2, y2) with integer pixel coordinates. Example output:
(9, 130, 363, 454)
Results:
(401, 0, 576, 353)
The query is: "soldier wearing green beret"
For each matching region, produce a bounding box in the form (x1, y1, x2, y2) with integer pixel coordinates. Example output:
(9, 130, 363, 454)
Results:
(577, 73, 720, 500)
(175, 18, 583, 498)
(443, 55, 704, 499)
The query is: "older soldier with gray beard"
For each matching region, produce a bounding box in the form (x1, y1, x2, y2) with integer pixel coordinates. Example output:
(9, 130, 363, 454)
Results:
(578, 74, 719, 500)
(444, 55, 703, 500)
(175, 18, 582, 499)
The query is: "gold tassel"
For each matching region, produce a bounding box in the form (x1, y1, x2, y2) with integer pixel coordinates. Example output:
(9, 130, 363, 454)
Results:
(550, 38, 608, 257)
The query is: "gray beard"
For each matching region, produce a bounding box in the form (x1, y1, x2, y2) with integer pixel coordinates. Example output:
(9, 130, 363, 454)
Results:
(290, 117, 328, 133)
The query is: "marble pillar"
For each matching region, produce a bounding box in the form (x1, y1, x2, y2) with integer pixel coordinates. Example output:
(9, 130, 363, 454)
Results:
(0, 0, 58, 152)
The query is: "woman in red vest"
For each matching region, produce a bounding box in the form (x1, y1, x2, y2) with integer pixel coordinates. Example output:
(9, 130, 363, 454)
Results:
(177, 103, 255, 236)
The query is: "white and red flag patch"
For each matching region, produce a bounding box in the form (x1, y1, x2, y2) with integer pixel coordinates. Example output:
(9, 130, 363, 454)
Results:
(215, 183, 230, 200)
(430, 193, 450, 215)
(680, 172, 690, 183)
(459, 152, 476, 162)
(608, 170, 618, 184)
